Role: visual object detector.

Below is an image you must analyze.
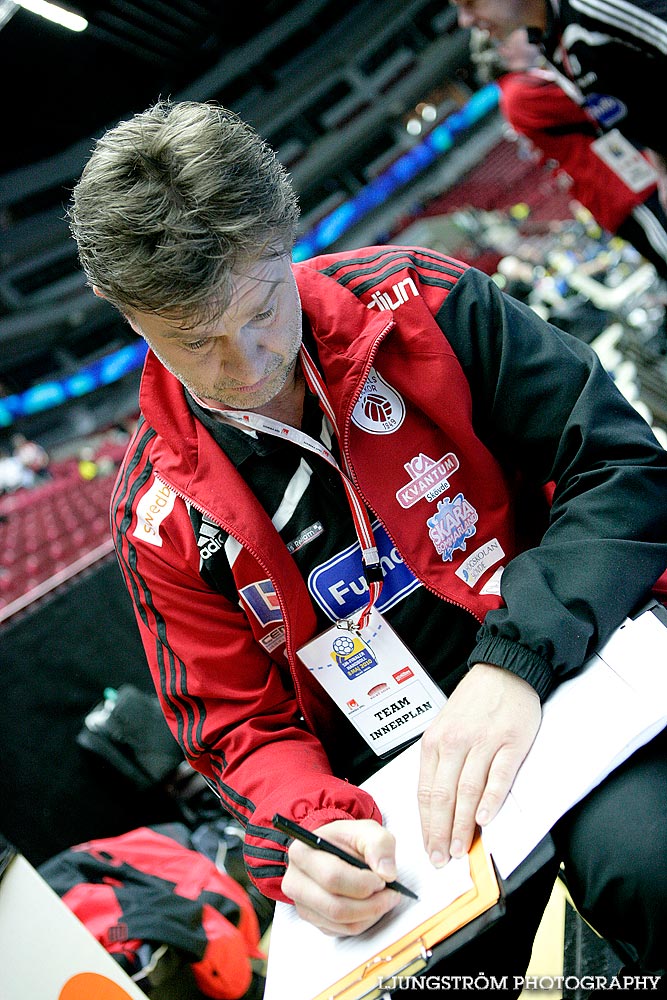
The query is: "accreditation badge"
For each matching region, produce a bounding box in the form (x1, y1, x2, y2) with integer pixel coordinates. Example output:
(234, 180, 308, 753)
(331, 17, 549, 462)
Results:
(296, 606, 446, 756)
(591, 130, 658, 193)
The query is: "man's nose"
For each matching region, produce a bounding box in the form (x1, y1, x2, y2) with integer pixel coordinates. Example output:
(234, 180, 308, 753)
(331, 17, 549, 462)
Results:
(220, 339, 266, 383)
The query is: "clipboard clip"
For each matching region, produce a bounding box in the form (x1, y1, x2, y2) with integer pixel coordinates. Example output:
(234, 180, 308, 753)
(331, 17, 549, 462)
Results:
(326, 938, 432, 1000)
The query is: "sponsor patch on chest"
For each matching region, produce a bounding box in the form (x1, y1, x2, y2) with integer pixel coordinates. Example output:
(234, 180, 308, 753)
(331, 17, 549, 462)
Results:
(286, 521, 324, 554)
(395, 452, 459, 508)
(239, 579, 283, 626)
(133, 476, 176, 547)
(426, 492, 478, 562)
(454, 537, 504, 588)
(308, 521, 419, 621)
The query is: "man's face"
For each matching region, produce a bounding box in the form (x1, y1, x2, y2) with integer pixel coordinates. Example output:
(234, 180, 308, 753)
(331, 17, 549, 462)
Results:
(450, 0, 545, 40)
(126, 254, 303, 412)
(498, 28, 541, 71)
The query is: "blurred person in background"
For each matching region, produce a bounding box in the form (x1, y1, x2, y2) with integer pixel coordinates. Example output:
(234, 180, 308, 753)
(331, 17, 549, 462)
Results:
(451, 0, 667, 210)
(11, 433, 50, 483)
(472, 27, 667, 280)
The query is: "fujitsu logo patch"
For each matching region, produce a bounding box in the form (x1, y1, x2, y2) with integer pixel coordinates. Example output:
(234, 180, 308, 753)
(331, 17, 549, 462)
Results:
(584, 93, 627, 128)
(351, 368, 405, 435)
(239, 579, 283, 626)
(396, 452, 459, 508)
(308, 520, 420, 621)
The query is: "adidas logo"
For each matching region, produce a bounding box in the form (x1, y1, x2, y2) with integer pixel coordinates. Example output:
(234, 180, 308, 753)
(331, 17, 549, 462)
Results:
(197, 519, 226, 560)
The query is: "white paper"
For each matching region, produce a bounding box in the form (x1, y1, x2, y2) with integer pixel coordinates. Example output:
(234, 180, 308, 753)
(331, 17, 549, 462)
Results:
(265, 609, 667, 998)
(482, 610, 667, 877)
(264, 740, 472, 1000)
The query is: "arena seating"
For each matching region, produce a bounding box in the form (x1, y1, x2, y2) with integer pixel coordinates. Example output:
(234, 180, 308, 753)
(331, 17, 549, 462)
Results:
(0, 442, 127, 622)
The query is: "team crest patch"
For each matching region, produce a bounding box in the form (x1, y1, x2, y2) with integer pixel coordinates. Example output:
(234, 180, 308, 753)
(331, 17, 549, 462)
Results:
(239, 579, 283, 626)
(351, 368, 405, 435)
(396, 452, 459, 508)
(427, 492, 478, 562)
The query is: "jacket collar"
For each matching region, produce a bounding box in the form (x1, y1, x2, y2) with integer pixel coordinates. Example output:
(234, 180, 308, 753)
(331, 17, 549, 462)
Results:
(293, 260, 395, 431)
(138, 259, 394, 474)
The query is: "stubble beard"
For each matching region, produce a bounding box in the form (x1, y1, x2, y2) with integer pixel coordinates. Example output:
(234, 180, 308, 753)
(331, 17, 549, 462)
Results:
(197, 320, 303, 412)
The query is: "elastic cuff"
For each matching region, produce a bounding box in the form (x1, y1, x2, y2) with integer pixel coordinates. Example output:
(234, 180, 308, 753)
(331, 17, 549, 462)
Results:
(468, 635, 556, 702)
(296, 803, 382, 831)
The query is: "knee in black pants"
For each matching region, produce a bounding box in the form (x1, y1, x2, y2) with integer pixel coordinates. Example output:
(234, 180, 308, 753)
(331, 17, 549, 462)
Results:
(554, 728, 667, 974)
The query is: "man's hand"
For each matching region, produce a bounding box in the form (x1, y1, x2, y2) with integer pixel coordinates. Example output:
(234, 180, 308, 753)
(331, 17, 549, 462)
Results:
(281, 819, 401, 936)
(418, 663, 541, 866)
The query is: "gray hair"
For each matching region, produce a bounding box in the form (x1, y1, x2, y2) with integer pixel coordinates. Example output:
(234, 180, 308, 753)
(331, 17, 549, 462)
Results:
(69, 100, 301, 324)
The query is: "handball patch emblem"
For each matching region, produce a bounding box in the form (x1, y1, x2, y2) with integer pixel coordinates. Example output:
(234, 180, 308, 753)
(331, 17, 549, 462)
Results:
(331, 634, 377, 680)
(351, 368, 405, 435)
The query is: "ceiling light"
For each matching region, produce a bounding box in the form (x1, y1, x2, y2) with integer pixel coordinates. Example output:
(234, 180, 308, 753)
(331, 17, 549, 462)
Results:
(406, 117, 422, 136)
(18, 0, 87, 31)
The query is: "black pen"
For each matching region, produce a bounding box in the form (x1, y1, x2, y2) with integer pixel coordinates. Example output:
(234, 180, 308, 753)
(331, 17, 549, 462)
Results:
(272, 813, 419, 900)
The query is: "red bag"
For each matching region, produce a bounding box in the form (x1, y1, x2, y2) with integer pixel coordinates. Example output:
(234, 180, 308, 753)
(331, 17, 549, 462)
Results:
(39, 824, 264, 999)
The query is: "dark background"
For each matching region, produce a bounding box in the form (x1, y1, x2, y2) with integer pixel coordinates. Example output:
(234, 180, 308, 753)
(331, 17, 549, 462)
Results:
(0, 560, 180, 865)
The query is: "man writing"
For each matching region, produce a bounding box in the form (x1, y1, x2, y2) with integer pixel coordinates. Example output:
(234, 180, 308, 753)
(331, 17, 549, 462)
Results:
(69, 100, 667, 988)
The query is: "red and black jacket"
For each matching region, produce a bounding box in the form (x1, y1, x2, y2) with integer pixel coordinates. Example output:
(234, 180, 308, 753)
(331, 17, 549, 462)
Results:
(111, 247, 667, 901)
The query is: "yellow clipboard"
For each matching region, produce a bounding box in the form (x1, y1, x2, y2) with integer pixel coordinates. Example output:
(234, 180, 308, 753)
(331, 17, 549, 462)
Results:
(312, 832, 503, 1000)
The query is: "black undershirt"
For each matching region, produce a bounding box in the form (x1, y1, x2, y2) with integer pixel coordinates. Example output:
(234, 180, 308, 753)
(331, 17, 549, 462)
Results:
(186, 324, 480, 781)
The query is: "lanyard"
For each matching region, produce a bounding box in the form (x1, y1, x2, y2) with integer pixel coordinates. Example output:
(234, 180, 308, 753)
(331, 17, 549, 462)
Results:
(215, 346, 383, 629)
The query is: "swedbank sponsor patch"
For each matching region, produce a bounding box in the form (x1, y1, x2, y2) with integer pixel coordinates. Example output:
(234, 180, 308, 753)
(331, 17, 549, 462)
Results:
(133, 476, 176, 547)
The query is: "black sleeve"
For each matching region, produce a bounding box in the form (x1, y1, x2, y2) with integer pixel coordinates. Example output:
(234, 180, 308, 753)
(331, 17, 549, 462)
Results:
(570, 0, 667, 62)
(437, 267, 667, 699)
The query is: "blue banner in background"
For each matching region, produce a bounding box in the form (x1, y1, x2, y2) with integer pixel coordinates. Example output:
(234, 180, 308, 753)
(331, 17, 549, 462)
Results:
(293, 84, 500, 261)
(0, 340, 148, 428)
